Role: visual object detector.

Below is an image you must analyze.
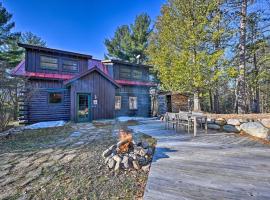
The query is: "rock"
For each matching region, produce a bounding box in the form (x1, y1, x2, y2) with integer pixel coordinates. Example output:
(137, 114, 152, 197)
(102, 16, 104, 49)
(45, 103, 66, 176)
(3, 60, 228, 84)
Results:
(223, 125, 240, 133)
(215, 118, 226, 126)
(113, 155, 122, 163)
(132, 160, 140, 170)
(113, 155, 122, 171)
(102, 149, 112, 158)
(121, 156, 129, 169)
(239, 118, 248, 123)
(141, 141, 149, 149)
(141, 164, 150, 172)
(129, 152, 137, 160)
(227, 119, 241, 126)
(104, 156, 112, 164)
(108, 144, 117, 151)
(261, 118, 270, 128)
(108, 158, 116, 169)
(207, 123, 221, 130)
(102, 145, 117, 158)
(147, 147, 154, 156)
(138, 156, 148, 166)
(114, 161, 121, 171)
(240, 122, 270, 140)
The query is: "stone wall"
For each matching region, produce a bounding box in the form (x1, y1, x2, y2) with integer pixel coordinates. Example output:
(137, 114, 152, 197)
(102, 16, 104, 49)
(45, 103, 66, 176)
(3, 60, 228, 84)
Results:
(206, 116, 270, 141)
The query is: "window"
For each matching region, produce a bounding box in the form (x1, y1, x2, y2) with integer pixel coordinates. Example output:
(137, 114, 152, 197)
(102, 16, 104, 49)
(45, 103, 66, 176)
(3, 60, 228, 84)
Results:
(119, 67, 131, 79)
(63, 59, 78, 71)
(40, 56, 58, 70)
(115, 96, 121, 110)
(49, 92, 62, 104)
(133, 69, 142, 80)
(129, 97, 137, 110)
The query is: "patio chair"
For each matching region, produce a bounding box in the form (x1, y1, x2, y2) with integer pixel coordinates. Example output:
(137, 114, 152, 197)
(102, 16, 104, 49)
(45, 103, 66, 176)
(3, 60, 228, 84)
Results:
(177, 112, 193, 134)
(165, 112, 178, 130)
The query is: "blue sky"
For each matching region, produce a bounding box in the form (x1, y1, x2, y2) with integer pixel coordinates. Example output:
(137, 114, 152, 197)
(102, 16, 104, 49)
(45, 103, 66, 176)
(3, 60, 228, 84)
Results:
(2, 0, 165, 59)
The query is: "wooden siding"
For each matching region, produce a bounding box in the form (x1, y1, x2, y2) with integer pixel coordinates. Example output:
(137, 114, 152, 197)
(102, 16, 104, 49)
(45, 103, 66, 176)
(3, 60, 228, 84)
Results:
(115, 86, 151, 117)
(27, 79, 70, 123)
(70, 71, 116, 121)
(25, 49, 88, 75)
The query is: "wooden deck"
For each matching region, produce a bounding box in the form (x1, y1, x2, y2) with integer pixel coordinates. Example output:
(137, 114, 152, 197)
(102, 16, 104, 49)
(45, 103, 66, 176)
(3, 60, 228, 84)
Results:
(130, 120, 270, 200)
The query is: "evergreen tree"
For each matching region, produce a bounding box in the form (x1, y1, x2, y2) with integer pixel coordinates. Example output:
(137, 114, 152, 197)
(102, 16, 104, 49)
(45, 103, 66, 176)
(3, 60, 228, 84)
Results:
(147, 0, 225, 111)
(105, 13, 151, 63)
(20, 31, 46, 47)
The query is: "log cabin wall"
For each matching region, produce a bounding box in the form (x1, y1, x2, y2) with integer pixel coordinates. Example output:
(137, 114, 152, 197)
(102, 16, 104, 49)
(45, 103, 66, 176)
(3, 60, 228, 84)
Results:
(103, 61, 152, 117)
(115, 86, 151, 117)
(27, 79, 70, 123)
(69, 71, 116, 121)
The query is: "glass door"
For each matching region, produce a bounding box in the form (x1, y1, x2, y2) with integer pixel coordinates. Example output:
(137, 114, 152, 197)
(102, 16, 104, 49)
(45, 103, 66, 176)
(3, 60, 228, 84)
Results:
(77, 93, 91, 122)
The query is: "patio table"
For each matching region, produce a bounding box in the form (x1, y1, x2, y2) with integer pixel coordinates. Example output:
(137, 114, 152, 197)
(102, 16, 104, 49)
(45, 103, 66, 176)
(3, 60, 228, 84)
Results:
(187, 113, 208, 137)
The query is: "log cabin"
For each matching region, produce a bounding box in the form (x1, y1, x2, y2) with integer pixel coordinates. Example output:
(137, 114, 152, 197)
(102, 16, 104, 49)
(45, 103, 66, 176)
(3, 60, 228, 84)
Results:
(12, 43, 157, 124)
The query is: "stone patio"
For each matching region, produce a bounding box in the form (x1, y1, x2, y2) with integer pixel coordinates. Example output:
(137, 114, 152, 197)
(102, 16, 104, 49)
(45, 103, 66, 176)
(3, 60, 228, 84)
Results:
(130, 120, 270, 200)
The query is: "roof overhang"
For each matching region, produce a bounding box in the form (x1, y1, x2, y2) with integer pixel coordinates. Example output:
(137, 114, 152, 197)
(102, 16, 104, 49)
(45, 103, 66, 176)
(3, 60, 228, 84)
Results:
(115, 80, 157, 87)
(64, 66, 120, 88)
(102, 59, 153, 68)
(18, 43, 92, 59)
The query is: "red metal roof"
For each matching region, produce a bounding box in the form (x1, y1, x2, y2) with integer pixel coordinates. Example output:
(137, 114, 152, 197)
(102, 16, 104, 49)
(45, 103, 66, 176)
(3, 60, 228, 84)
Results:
(12, 59, 156, 87)
(11, 60, 74, 80)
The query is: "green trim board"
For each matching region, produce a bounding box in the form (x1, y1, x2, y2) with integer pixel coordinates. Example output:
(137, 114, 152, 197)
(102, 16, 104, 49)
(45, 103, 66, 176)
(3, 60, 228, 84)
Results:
(76, 93, 91, 122)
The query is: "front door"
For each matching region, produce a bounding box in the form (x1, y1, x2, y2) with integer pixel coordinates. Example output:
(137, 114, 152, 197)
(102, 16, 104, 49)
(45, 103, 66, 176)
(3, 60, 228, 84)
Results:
(77, 93, 91, 122)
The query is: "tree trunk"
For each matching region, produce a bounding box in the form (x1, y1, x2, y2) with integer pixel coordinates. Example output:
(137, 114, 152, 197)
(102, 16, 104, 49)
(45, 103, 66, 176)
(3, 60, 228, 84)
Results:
(213, 88, 220, 113)
(193, 91, 201, 112)
(237, 0, 248, 114)
(209, 89, 213, 112)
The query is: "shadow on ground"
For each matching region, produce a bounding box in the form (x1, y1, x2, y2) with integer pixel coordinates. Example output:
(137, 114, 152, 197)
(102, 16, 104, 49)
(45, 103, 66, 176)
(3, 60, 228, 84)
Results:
(152, 147, 177, 162)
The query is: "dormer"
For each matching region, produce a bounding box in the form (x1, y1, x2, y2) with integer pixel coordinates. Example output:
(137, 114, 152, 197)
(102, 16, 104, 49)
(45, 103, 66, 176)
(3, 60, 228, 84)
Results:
(18, 43, 92, 75)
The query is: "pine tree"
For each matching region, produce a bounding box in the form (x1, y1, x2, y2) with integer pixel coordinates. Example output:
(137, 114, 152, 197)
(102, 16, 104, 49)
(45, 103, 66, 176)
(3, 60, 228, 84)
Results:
(105, 13, 151, 63)
(20, 31, 46, 47)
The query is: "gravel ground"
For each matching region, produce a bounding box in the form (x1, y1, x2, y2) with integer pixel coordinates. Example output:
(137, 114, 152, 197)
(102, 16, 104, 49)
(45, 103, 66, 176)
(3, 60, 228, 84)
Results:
(0, 121, 156, 200)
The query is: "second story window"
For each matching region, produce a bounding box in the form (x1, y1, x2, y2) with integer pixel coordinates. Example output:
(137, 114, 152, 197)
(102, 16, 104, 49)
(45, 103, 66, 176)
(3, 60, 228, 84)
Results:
(119, 67, 131, 79)
(63, 59, 78, 72)
(40, 56, 58, 70)
(133, 69, 142, 80)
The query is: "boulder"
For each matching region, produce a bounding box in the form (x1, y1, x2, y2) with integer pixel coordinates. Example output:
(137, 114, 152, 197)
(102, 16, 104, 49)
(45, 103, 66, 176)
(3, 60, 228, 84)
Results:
(147, 147, 154, 156)
(141, 141, 149, 149)
(113, 155, 122, 163)
(132, 160, 140, 170)
(141, 164, 150, 172)
(261, 118, 270, 129)
(108, 158, 116, 169)
(207, 124, 221, 130)
(102, 149, 112, 158)
(138, 156, 148, 166)
(113, 155, 122, 171)
(240, 122, 270, 140)
(215, 118, 226, 126)
(227, 119, 241, 126)
(121, 156, 129, 169)
(223, 125, 240, 133)
(239, 118, 248, 123)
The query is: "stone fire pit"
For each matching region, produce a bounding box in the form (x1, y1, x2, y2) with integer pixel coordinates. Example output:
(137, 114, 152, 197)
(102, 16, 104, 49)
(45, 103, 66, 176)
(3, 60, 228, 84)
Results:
(102, 128, 154, 172)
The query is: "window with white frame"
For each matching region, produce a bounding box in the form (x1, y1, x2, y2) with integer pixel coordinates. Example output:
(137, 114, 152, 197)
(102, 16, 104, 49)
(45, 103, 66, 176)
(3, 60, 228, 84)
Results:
(115, 96, 121, 110)
(129, 96, 137, 110)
